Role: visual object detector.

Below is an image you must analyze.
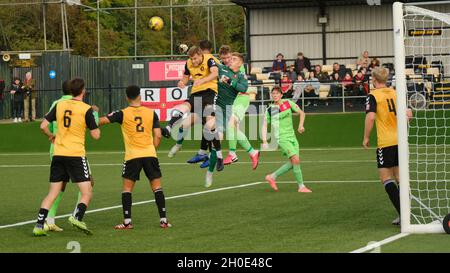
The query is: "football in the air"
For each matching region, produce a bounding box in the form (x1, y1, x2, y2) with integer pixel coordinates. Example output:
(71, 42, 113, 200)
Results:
(149, 16, 164, 31)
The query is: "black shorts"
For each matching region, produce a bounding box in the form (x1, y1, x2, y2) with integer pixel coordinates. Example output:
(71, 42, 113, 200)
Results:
(50, 156, 91, 183)
(376, 145, 399, 168)
(186, 89, 217, 115)
(122, 157, 162, 181)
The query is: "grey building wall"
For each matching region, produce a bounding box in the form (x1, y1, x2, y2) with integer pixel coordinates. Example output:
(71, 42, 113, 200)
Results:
(248, 3, 450, 69)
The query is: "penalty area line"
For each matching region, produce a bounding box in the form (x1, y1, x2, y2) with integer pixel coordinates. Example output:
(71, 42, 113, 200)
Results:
(0, 181, 263, 230)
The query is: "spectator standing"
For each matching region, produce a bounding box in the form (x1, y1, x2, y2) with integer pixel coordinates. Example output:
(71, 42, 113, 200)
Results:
(23, 72, 36, 122)
(272, 53, 287, 73)
(0, 78, 4, 119)
(10, 77, 24, 123)
(293, 52, 311, 74)
(357, 50, 370, 70)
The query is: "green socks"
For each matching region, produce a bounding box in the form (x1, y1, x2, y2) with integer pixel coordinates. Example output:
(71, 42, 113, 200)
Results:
(272, 162, 292, 178)
(48, 191, 64, 219)
(272, 162, 304, 186)
(236, 130, 254, 154)
(293, 164, 304, 186)
(227, 127, 238, 151)
(208, 149, 217, 173)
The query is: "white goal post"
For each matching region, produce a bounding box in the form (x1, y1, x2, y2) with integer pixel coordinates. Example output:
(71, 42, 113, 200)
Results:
(393, 1, 450, 234)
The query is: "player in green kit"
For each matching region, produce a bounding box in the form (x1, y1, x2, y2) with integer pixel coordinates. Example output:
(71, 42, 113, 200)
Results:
(205, 53, 259, 187)
(44, 80, 99, 232)
(223, 56, 254, 165)
(262, 86, 312, 193)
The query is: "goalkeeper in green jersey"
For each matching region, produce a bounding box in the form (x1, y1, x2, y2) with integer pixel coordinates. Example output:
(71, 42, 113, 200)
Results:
(45, 80, 99, 231)
(205, 52, 260, 187)
(262, 86, 312, 193)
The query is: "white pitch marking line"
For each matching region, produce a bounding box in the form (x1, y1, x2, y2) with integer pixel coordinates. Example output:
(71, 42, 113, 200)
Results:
(0, 147, 375, 156)
(0, 180, 382, 229)
(349, 233, 411, 253)
(277, 180, 379, 184)
(0, 181, 263, 229)
(0, 160, 377, 168)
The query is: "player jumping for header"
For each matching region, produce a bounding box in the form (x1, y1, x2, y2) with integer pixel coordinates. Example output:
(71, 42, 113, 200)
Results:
(161, 46, 224, 171)
(205, 52, 260, 187)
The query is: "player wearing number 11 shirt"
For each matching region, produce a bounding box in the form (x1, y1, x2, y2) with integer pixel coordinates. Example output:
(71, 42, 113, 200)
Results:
(363, 67, 412, 226)
(98, 85, 171, 229)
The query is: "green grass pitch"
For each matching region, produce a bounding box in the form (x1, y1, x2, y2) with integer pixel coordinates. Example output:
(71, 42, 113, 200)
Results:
(0, 113, 449, 253)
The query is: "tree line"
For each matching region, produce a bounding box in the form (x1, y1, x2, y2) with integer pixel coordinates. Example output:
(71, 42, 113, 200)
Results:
(0, 0, 245, 57)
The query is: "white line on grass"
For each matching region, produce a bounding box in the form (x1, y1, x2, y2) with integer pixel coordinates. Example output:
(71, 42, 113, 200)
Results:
(0, 181, 263, 229)
(349, 233, 410, 253)
(0, 160, 377, 168)
(0, 180, 381, 229)
(0, 147, 374, 156)
(277, 180, 379, 184)
(280, 180, 410, 252)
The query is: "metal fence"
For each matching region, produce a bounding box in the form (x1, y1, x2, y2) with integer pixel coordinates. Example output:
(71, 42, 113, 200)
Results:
(0, 82, 371, 120)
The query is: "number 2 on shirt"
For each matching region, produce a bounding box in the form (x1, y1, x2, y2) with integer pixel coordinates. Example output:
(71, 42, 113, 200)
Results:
(135, 116, 144, 132)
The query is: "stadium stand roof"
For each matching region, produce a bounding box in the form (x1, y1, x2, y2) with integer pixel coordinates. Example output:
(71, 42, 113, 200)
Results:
(231, 0, 423, 9)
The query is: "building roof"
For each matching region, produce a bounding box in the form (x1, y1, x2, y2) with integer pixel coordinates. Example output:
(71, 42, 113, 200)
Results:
(230, 0, 424, 9)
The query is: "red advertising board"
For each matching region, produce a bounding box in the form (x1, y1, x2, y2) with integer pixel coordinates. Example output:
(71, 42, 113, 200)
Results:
(148, 61, 186, 81)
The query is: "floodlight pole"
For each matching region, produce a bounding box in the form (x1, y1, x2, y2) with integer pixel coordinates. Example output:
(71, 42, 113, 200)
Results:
(43, 1, 47, 51)
(97, 0, 100, 57)
(207, 0, 210, 41)
(134, 0, 137, 59)
(64, 3, 70, 50)
(211, 4, 216, 53)
(170, 0, 174, 58)
(61, 2, 66, 50)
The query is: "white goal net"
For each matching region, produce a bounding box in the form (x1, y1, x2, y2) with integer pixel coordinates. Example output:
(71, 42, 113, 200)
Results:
(394, 2, 450, 233)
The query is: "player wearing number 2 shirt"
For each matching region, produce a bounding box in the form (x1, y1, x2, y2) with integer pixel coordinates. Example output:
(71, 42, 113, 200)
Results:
(99, 85, 171, 230)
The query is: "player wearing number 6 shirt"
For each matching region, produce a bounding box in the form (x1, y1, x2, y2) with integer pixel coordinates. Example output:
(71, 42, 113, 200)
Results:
(98, 85, 171, 229)
(33, 78, 100, 236)
(363, 67, 412, 226)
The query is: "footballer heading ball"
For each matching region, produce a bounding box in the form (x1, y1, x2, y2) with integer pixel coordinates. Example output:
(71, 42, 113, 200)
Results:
(149, 16, 164, 31)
